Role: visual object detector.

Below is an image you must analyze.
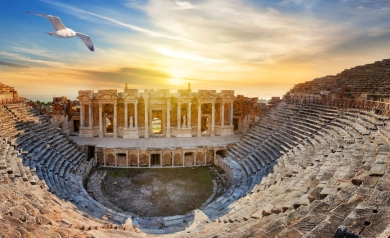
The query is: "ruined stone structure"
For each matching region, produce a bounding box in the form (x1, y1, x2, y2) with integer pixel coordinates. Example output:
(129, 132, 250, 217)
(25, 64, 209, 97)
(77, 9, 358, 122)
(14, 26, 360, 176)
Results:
(88, 142, 226, 168)
(0, 82, 20, 104)
(48, 86, 264, 169)
(76, 85, 236, 138)
(2, 59, 390, 237)
(286, 59, 390, 102)
(48, 96, 71, 131)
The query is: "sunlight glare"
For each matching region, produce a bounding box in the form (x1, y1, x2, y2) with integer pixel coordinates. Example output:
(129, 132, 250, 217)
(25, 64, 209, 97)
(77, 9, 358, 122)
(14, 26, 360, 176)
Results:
(169, 77, 183, 85)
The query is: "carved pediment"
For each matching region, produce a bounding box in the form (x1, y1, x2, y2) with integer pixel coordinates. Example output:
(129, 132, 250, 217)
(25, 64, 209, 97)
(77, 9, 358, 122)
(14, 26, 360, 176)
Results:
(198, 90, 216, 99)
(124, 95, 138, 100)
(221, 90, 235, 98)
(123, 91, 139, 100)
(97, 94, 118, 100)
(81, 95, 91, 101)
(148, 89, 170, 98)
(178, 89, 193, 99)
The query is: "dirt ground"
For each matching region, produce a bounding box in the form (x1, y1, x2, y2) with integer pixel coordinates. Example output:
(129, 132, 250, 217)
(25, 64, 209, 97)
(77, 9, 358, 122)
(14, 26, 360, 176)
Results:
(99, 167, 214, 217)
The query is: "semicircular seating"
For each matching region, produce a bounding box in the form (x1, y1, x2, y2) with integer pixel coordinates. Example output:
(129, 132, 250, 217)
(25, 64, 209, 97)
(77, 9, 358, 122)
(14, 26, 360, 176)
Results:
(1, 95, 390, 237)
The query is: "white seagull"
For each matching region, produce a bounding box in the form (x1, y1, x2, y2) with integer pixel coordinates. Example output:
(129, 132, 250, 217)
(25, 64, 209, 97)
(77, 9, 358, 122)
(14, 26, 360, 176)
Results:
(26, 12, 94, 51)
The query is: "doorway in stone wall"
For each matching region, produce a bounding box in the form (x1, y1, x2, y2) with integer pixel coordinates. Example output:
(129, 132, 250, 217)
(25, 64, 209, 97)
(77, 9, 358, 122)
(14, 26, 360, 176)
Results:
(184, 152, 194, 166)
(151, 110, 163, 136)
(87, 145, 95, 161)
(105, 117, 113, 134)
(233, 118, 239, 131)
(73, 120, 80, 133)
(151, 153, 160, 166)
(201, 115, 210, 135)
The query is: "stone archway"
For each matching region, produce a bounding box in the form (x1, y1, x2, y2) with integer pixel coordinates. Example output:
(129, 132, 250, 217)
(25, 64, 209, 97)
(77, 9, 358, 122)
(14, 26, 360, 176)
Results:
(129, 154, 137, 166)
(117, 153, 127, 167)
(196, 152, 204, 165)
(139, 153, 148, 166)
(184, 152, 194, 167)
(174, 153, 182, 166)
(106, 153, 115, 166)
(163, 153, 172, 166)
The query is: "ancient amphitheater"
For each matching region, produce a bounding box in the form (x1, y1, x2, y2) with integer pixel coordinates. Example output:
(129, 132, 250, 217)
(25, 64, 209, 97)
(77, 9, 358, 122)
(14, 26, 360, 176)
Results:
(1, 59, 390, 237)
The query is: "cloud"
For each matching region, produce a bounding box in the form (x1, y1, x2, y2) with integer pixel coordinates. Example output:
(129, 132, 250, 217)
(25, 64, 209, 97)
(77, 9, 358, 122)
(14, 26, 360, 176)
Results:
(40, 0, 194, 43)
(5, 0, 388, 101)
(279, 0, 320, 8)
(0, 60, 29, 68)
(76, 67, 172, 87)
(173, 1, 194, 9)
(142, 0, 390, 68)
(156, 47, 224, 63)
(142, 0, 339, 63)
(0, 51, 66, 67)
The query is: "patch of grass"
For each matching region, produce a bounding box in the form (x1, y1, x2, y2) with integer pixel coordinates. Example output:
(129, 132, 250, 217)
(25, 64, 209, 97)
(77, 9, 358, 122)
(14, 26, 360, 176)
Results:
(196, 168, 214, 183)
(98, 166, 215, 217)
(105, 168, 126, 177)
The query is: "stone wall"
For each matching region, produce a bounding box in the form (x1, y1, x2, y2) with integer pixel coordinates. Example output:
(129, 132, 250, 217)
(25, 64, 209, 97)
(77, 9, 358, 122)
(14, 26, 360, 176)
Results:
(287, 58, 390, 101)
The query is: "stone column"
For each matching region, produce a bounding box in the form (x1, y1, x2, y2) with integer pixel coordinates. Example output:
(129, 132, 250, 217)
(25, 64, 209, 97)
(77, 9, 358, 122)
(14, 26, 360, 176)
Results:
(171, 149, 174, 167)
(211, 102, 215, 136)
(197, 103, 201, 137)
(182, 151, 184, 167)
(126, 152, 129, 167)
(113, 102, 118, 138)
(221, 102, 224, 126)
(188, 103, 191, 128)
(134, 102, 138, 128)
(137, 150, 140, 167)
(148, 153, 151, 168)
(194, 151, 196, 166)
(166, 101, 171, 138)
(80, 102, 84, 127)
(144, 100, 149, 138)
(230, 102, 233, 126)
(204, 150, 207, 164)
(99, 103, 103, 137)
(160, 152, 163, 167)
(115, 153, 117, 167)
(103, 151, 106, 166)
(88, 102, 93, 128)
(177, 103, 181, 130)
(124, 102, 128, 128)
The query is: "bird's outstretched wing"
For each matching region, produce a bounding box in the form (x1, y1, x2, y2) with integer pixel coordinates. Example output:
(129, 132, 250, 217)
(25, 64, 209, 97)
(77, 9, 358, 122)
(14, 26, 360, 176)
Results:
(26, 12, 66, 30)
(76, 32, 94, 51)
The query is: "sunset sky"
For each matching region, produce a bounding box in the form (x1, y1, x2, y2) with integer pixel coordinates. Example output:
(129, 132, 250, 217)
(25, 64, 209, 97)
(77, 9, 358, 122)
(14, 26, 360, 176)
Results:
(1, 0, 390, 101)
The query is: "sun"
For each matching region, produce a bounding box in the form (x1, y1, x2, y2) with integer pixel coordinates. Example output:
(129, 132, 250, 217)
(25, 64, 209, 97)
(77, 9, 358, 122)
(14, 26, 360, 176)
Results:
(168, 77, 183, 85)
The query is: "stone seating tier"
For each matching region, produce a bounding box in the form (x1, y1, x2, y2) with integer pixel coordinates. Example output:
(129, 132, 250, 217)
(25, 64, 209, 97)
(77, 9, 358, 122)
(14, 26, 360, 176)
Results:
(1, 90, 390, 237)
(192, 101, 390, 237)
